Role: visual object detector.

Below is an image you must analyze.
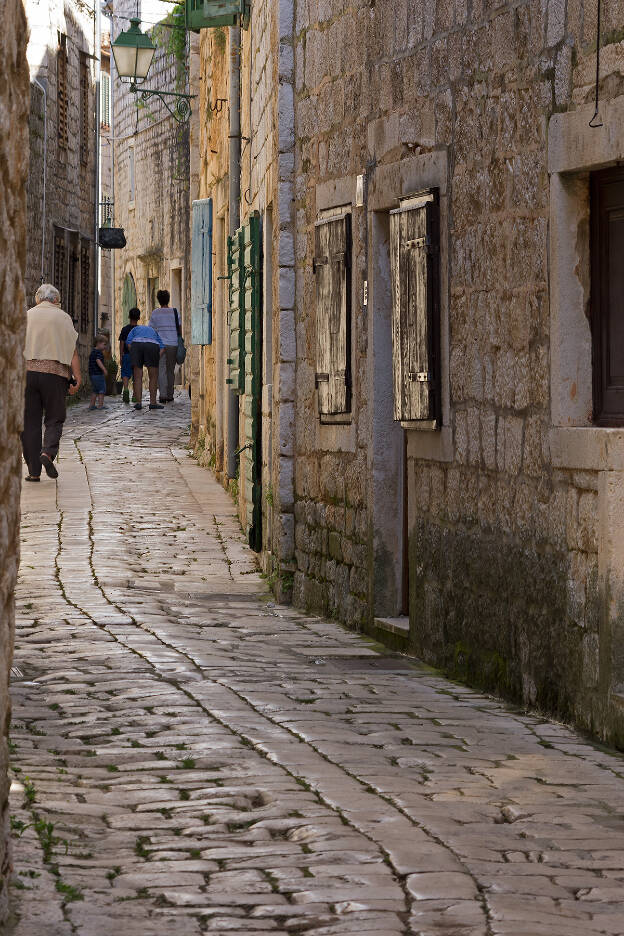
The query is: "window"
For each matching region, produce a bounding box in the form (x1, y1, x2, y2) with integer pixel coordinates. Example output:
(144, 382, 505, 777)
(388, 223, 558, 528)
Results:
(101, 71, 111, 129)
(57, 34, 68, 150)
(313, 211, 351, 418)
(389, 189, 441, 424)
(80, 242, 91, 333)
(80, 53, 90, 166)
(128, 146, 135, 203)
(591, 167, 624, 426)
(53, 232, 66, 301)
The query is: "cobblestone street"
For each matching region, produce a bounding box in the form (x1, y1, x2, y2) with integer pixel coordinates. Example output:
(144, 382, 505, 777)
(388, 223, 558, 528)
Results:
(6, 394, 624, 935)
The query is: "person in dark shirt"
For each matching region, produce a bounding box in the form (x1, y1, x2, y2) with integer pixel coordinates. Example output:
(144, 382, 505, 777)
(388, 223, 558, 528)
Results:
(88, 337, 108, 410)
(118, 307, 140, 403)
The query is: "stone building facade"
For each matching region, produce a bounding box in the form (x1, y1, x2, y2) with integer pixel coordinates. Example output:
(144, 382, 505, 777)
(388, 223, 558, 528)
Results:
(191, 1, 297, 575)
(0, 0, 29, 920)
(111, 0, 192, 361)
(190, 0, 624, 745)
(25, 0, 98, 376)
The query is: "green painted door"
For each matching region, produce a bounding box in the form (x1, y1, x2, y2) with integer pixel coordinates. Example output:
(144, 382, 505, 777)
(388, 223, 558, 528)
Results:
(228, 213, 262, 552)
(121, 273, 137, 325)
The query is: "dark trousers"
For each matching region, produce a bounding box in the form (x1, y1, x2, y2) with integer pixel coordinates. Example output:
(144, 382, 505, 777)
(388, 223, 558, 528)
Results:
(21, 371, 68, 477)
(158, 345, 177, 400)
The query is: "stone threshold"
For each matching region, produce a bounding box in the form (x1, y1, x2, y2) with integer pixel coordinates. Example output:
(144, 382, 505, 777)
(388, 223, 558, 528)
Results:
(363, 616, 410, 653)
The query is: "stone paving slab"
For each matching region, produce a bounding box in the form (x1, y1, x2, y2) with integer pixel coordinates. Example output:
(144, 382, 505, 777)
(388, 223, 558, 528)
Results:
(7, 392, 624, 934)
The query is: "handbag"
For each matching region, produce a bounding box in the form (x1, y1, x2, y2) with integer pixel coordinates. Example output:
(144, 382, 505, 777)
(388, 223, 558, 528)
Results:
(174, 308, 187, 365)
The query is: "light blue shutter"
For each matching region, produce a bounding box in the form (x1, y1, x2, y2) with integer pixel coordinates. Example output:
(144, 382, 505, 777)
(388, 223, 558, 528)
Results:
(191, 198, 213, 345)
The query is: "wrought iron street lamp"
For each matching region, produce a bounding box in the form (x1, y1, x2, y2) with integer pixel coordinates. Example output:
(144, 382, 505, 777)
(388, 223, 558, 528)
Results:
(111, 17, 195, 123)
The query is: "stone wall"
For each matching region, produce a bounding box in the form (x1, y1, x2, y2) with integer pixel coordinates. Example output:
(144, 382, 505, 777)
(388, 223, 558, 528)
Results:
(0, 0, 29, 919)
(25, 0, 98, 375)
(291, 0, 624, 743)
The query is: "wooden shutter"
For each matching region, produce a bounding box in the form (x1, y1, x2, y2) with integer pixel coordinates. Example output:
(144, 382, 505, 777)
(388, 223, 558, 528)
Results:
(314, 213, 351, 416)
(53, 232, 66, 302)
(80, 54, 89, 166)
(390, 190, 440, 423)
(591, 167, 624, 425)
(228, 226, 244, 392)
(80, 242, 90, 333)
(101, 72, 111, 129)
(241, 214, 262, 551)
(191, 198, 213, 345)
(57, 35, 68, 150)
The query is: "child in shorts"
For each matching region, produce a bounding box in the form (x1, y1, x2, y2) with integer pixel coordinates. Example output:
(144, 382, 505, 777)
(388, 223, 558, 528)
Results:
(88, 337, 108, 410)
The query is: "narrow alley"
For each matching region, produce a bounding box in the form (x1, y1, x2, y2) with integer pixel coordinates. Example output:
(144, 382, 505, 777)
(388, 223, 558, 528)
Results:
(7, 395, 624, 935)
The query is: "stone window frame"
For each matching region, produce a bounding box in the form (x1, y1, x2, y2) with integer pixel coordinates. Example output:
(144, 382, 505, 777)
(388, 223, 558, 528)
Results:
(548, 95, 624, 469)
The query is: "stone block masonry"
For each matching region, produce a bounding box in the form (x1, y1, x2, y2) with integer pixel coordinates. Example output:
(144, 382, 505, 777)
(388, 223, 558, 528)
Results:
(290, 0, 624, 745)
(0, 0, 29, 922)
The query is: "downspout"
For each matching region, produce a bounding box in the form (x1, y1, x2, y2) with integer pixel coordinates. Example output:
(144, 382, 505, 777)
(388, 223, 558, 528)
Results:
(93, 0, 101, 337)
(226, 24, 241, 479)
(31, 77, 47, 282)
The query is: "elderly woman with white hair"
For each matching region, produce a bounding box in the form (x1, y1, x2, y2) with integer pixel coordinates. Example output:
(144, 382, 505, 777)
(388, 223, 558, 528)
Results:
(22, 283, 81, 481)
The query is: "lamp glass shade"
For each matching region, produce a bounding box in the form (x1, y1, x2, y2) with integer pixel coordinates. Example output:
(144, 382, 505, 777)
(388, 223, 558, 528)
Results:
(112, 18, 156, 83)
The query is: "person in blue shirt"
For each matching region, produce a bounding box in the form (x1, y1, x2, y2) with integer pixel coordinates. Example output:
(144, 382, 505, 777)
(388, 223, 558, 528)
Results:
(126, 314, 165, 410)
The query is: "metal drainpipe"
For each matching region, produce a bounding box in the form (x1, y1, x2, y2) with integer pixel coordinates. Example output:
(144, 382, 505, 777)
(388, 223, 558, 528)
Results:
(226, 24, 241, 479)
(31, 77, 47, 283)
(93, 0, 101, 337)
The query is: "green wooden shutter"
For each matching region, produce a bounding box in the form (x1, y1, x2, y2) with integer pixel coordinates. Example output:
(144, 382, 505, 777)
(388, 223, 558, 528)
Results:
(390, 190, 440, 423)
(227, 213, 262, 550)
(191, 198, 213, 345)
(314, 213, 351, 416)
(241, 213, 261, 551)
(227, 226, 244, 392)
(186, 0, 250, 31)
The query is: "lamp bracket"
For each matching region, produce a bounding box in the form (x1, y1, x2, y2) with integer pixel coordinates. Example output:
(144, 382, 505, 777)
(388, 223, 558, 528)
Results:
(130, 82, 196, 123)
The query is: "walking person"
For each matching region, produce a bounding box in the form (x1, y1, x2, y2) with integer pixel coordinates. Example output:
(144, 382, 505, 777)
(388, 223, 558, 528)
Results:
(88, 337, 108, 410)
(149, 289, 180, 404)
(118, 308, 140, 404)
(125, 311, 165, 411)
(22, 283, 81, 481)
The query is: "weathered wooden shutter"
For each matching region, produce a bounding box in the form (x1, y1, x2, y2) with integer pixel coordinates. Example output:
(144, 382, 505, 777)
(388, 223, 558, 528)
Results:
(241, 214, 262, 551)
(191, 198, 213, 345)
(314, 213, 351, 416)
(390, 190, 440, 423)
(226, 214, 262, 550)
(227, 226, 244, 392)
(57, 35, 68, 149)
